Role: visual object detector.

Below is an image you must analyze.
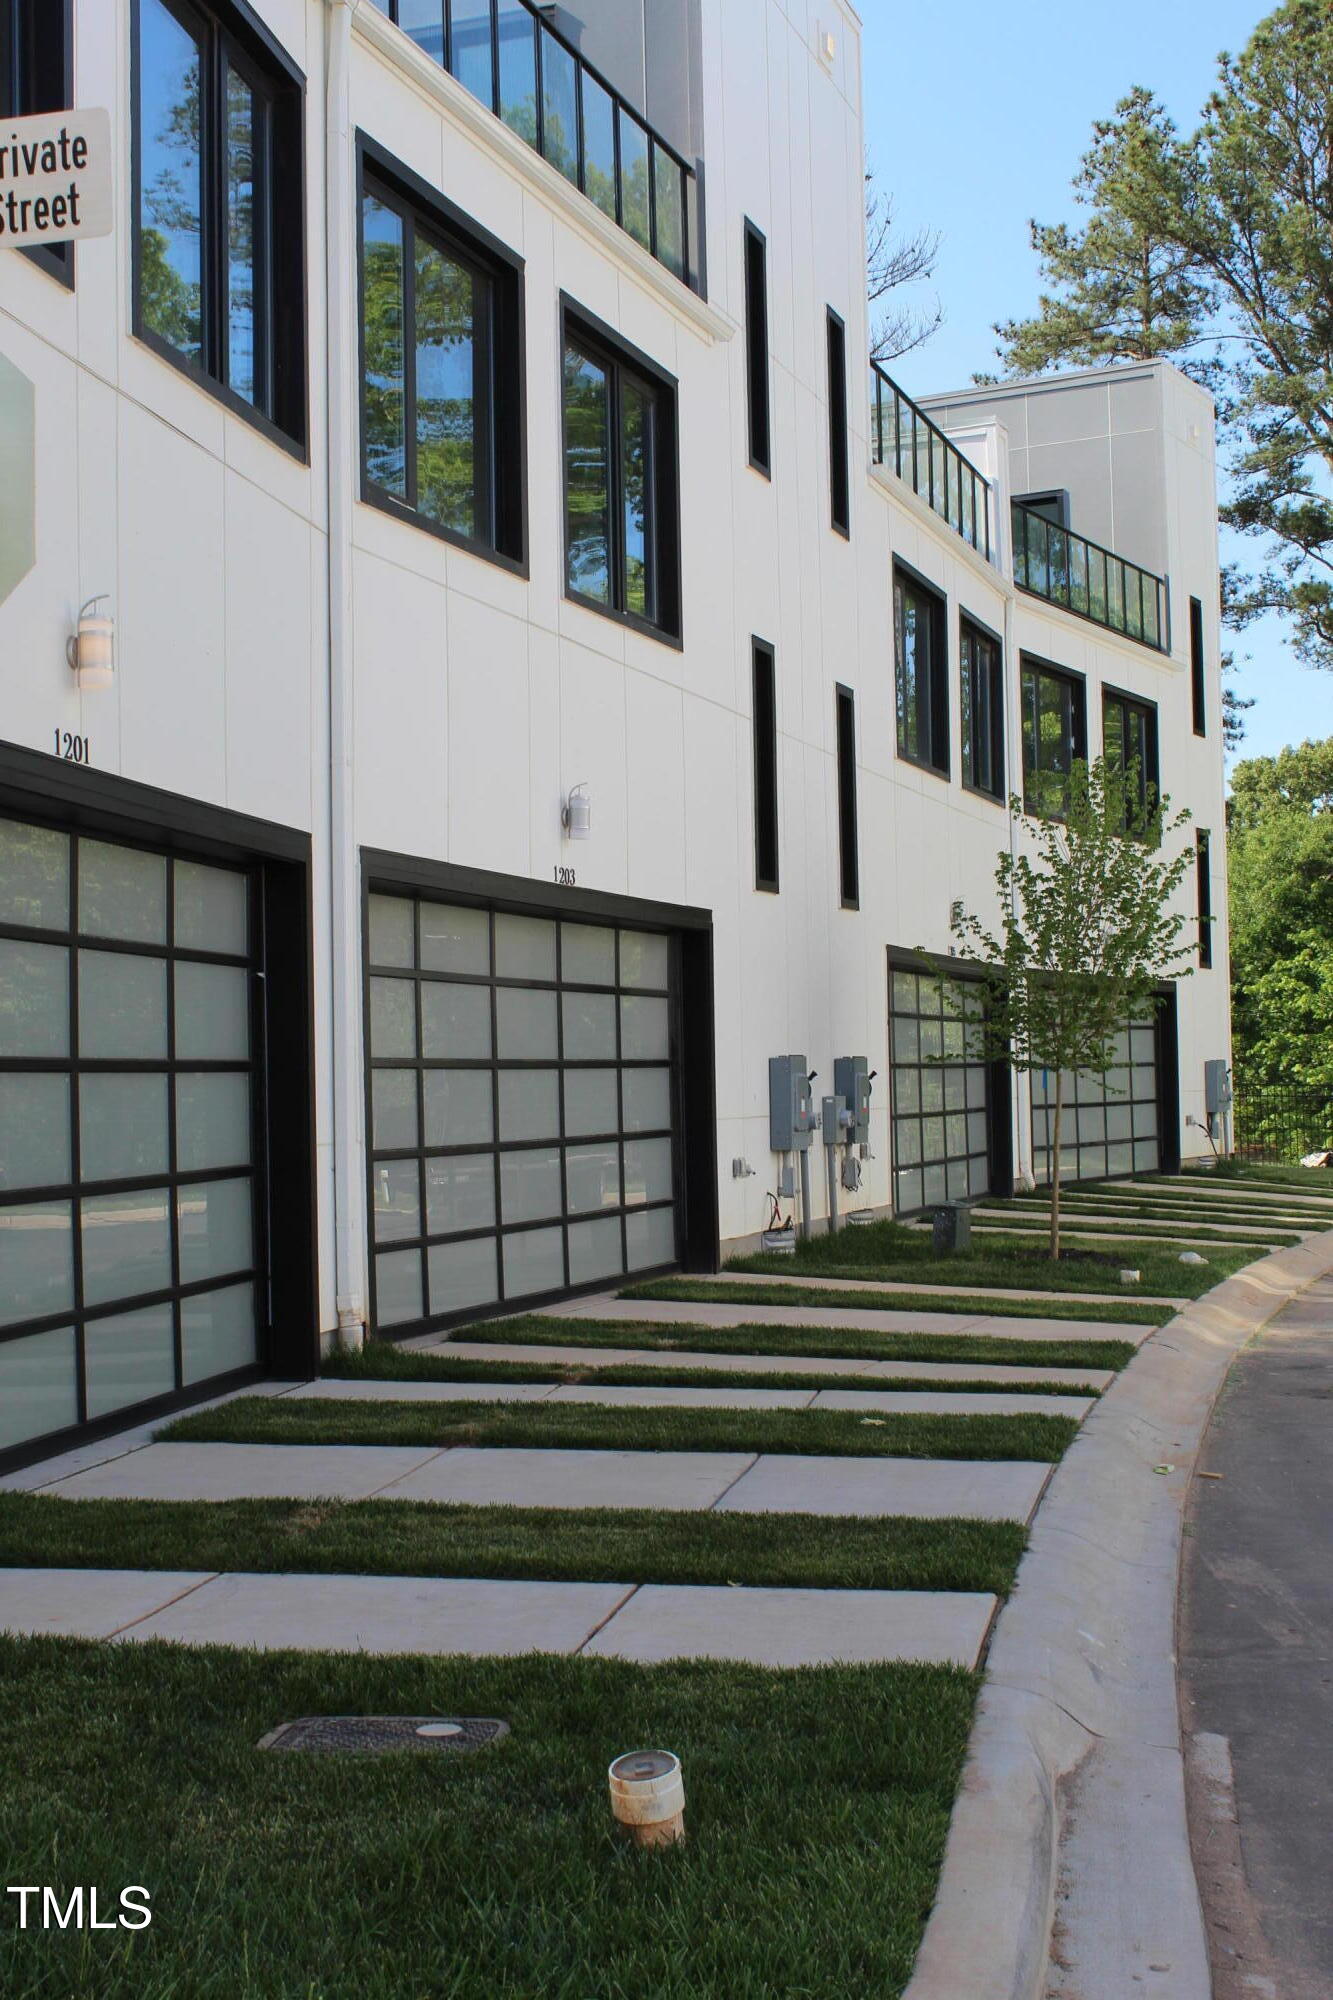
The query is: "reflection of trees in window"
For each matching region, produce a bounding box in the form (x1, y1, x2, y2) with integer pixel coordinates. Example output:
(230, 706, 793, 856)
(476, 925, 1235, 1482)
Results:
(415, 238, 483, 539)
(1021, 660, 1086, 819)
(138, 0, 203, 365)
(362, 197, 406, 497)
(360, 172, 513, 558)
(496, 0, 536, 145)
(563, 323, 676, 635)
(893, 571, 947, 774)
(1103, 689, 1158, 836)
(134, 0, 301, 440)
(564, 348, 611, 604)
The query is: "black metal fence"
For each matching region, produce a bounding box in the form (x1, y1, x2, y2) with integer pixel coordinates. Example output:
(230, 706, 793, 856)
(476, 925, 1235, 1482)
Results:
(1233, 1081, 1333, 1164)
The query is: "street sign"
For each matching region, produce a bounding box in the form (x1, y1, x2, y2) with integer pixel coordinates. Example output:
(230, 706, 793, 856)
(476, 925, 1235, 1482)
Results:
(0, 108, 112, 250)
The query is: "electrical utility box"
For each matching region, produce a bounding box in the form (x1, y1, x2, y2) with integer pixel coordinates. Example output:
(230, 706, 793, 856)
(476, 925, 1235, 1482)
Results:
(833, 1056, 872, 1146)
(1204, 1060, 1232, 1117)
(769, 1055, 816, 1151)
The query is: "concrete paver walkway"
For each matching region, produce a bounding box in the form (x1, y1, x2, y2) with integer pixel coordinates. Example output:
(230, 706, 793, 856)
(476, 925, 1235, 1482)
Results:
(0, 1567, 999, 1668)
(290, 1378, 1094, 1419)
(544, 1295, 1154, 1343)
(432, 1339, 1117, 1390)
(33, 1439, 1051, 1521)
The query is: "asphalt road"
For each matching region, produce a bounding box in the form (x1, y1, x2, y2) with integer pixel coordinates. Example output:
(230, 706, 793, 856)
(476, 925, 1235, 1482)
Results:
(1179, 1276, 1333, 2000)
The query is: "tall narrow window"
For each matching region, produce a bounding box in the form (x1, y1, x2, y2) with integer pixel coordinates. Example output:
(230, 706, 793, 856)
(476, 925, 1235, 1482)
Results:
(894, 566, 949, 777)
(835, 684, 859, 909)
(563, 306, 680, 640)
(744, 221, 770, 475)
(1196, 830, 1213, 968)
(1020, 657, 1086, 818)
(1103, 686, 1160, 834)
(1190, 596, 1207, 737)
(960, 619, 1004, 801)
(826, 307, 850, 536)
(752, 640, 779, 892)
(1, 0, 72, 280)
(359, 151, 525, 567)
(133, 0, 305, 448)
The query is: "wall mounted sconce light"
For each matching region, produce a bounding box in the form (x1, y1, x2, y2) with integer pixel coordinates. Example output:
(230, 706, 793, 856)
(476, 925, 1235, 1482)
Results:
(562, 782, 591, 841)
(67, 596, 114, 690)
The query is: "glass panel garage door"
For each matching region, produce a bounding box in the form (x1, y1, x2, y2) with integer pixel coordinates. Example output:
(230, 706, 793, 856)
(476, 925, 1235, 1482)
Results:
(366, 896, 679, 1331)
(1030, 1014, 1160, 1184)
(889, 967, 990, 1212)
(0, 816, 262, 1458)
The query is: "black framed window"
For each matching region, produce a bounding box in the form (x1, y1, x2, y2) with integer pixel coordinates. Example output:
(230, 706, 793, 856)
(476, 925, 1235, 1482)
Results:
(1031, 1012, 1161, 1183)
(360, 150, 525, 568)
(1190, 596, 1207, 737)
(563, 304, 680, 641)
(894, 565, 949, 777)
(835, 684, 858, 909)
(1020, 655, 1085, 818)
(752, 640, 779, 893)
(827, 307, 849, 536)
(744, 221, 770, 476)
(1196, 830, 1213, 969)
(1, 0, 73, 283)
(132, 0, 306, 451)
(1103, 686, 1160, 833)
(960, 618, 1004, 801)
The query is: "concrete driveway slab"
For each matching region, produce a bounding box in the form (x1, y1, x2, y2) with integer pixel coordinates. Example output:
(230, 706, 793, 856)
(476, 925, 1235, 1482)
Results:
(718, 1454, 1050, 1521)
(117, 1572, 636, 1657)
(0, 1568, 212, 1640)
(45, 1443, 445, 1503)
(288, 1380, 557, 1404)
(534, 1297, 1151, 1343)
(382, 1446, 757, 1511)
(431, 1339, 1116, 1389)
(585, 1583, 999, 1668)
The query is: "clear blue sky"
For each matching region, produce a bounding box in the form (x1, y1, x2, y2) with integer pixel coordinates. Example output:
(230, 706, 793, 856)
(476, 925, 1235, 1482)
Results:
(859, 0, 1328, 773)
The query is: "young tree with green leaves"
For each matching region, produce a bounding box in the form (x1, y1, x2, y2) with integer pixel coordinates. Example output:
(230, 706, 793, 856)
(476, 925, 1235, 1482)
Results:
(949, 760, 1195, 1260)
(991, 1, 1333, 678)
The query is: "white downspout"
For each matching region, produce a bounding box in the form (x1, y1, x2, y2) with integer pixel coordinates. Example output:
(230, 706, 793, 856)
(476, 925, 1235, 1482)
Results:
(326, 0, 366, 1347)
(995, 439, 1034, 1192)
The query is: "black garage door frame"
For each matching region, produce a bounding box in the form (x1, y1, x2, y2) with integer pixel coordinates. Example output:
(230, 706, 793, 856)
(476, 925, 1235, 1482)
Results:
(888, 949, 1014, 1212)
(0, 738, 319, 1473)
(359, 851, 719, 1338)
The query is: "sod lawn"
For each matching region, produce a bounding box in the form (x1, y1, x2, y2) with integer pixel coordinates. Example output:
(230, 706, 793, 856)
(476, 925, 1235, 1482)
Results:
(0, 1638, 977, 1999)
(455, 1313, 1140, 1369)
(0, 1491, 1027, 1597)
(160, 1395, 1079, 1463)
(720, 1218, 1247, 1297)
(323, 1338, 1102, 1399)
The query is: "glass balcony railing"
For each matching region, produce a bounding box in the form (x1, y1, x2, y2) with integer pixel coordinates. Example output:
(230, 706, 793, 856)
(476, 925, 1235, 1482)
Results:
(1012, 502, 1168, 651)
(369, 0, 698, 291)
(869, 362, 993, 560)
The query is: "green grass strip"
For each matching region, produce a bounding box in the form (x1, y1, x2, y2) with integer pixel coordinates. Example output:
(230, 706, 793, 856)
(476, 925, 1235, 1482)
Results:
(324, 1338, 1102, 1399)
(0, 1639, 976, 2000)
(721, 1216, 1219, 1298)
(1001, 1194, 1326, 1228)
(0, 1491, 1027, 1597)
(621, 1279, 1162, 1336)
(160, 1395, 1078, 1463)
(388, 1311, 1138, 1370)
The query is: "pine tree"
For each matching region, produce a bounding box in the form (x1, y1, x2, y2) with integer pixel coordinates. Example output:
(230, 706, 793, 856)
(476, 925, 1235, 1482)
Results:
(991, 89, 1211, 379)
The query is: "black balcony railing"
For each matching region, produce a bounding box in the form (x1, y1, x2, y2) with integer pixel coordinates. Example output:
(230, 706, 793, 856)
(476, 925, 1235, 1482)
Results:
(1012, 501, 1168, 651)
(370, 0, 698, 291)
(869, 363, 992, 560)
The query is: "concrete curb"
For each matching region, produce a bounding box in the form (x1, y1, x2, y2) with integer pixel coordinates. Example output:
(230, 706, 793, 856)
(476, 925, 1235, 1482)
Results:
(902, 1230, 1333, 2000)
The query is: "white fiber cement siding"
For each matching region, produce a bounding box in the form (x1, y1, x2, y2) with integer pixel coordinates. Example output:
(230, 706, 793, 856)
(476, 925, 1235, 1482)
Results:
(0, 0, 1230, 1343)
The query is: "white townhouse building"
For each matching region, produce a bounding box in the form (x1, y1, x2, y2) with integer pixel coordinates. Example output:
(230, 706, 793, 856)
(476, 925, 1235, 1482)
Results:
(0, 0, 1231, 1467)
